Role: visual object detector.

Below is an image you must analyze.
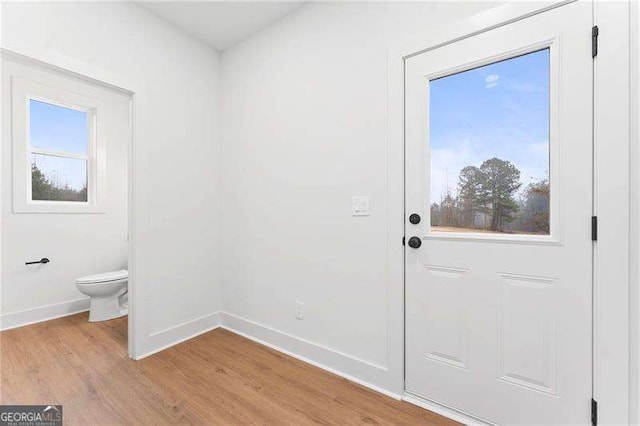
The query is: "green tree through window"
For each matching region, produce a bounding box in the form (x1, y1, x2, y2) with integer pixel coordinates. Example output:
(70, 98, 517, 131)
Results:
(31, 162, 87, 202)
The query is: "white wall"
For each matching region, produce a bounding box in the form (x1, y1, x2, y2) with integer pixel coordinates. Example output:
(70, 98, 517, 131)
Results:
(1, 2, 222, 356)
(631, 1, 640, 422)
(1, 1, 635, 416)
(220, 2, 498, 394)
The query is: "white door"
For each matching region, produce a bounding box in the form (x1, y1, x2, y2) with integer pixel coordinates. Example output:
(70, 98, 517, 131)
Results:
(405, 3, 593, 424)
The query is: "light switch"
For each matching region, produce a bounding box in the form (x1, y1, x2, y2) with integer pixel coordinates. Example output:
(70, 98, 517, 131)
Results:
(352, 196, 370, 216)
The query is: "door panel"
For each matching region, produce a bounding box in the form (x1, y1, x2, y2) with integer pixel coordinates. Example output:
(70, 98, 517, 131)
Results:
(497, 273, 557, 395)
(405, 3, 592, 424)
(422, 265, 469, 370)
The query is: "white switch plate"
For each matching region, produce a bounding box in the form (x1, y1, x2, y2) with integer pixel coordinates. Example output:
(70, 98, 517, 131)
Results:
(295, 301, 304, 320)
(352, 196, 370, 216)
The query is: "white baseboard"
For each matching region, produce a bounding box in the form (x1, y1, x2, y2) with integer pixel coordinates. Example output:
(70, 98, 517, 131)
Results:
(136, 311, 222, 360)
(402, 392, 493, 426)
(0, 297, 90, 331)
(219, 311, 402, 400)
(134, 309, 401, 400)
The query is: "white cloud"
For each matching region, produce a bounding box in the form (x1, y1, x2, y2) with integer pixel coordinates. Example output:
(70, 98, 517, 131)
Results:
(431, 142, 476, 202)
(524, 141, 549, 158)
(485, 74, 499, 89)
(485, 74, 499, 83)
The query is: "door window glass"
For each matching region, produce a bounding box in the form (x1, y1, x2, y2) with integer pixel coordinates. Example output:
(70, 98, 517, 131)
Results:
(429, 49, 550, 235)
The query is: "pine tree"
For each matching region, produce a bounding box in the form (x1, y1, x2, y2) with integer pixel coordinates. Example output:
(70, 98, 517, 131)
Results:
(478, 157, 521, 231)
(457, 166, 484, 228)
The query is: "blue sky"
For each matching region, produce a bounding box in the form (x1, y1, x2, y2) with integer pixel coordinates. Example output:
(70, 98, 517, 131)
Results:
(429, 48, 550, 203)
(30, 99, 88, 190)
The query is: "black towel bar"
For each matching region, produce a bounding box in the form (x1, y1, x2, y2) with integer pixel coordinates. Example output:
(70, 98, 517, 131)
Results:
(26, 258, 50, 265)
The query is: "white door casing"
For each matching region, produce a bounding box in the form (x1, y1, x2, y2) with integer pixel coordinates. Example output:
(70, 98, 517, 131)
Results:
(405, 2, 592, 424)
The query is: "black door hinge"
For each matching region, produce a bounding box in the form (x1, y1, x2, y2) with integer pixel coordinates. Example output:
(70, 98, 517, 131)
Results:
(592, 25, 599, 58)
(592, 216, 598, 241)
(591, 398, 598, 426)
(402, 236, 406, 246)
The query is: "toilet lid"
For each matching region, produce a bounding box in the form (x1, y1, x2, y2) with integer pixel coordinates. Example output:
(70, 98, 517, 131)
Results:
(76, 269, 128, 284)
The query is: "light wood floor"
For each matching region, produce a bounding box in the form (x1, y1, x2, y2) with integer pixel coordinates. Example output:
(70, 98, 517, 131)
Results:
(0, 313, 457, 425)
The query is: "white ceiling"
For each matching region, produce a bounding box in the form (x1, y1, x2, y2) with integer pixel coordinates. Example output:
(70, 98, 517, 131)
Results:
(138, 2, 306, 51)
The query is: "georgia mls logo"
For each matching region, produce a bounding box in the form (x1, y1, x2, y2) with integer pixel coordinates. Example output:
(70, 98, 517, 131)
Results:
(0, 405, 63, 426)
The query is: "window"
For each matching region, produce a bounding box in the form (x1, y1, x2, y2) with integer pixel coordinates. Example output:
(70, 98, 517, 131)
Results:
(11, 70, 105, 213)
(429, 49, 550, 235)
(29, 99, 90, 202)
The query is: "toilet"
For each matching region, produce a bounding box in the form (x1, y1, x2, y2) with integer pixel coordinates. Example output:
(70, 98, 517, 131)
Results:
(76, 270, 128, 322)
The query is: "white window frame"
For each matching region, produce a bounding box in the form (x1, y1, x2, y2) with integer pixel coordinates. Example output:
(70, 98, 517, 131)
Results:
(423, 43, 559, 245)
(12, 75, 106, 213)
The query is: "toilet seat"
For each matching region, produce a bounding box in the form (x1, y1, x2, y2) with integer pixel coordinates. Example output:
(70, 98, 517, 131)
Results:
(76, 269, 128, 285)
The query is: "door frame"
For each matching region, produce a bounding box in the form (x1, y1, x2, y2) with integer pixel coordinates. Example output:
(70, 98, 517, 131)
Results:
(0, 47, 142, 360)
(386, 1, 631, 423)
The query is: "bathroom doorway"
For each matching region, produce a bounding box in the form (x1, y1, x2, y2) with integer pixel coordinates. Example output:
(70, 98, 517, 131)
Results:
(1, 52, 133, 355)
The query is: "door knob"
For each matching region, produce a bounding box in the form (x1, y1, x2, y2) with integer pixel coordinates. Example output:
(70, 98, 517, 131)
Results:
(408, 236, 422, 249)
(409, 214, 421, 224)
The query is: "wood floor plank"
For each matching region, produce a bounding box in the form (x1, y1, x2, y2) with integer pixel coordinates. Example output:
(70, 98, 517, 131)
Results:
(0, 313, 459, 425)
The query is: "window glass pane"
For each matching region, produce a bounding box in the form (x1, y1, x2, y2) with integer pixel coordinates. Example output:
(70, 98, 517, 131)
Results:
(31, 154, 87, 202)
(429, 49, 550, 235)
(29, 99, 88, 155)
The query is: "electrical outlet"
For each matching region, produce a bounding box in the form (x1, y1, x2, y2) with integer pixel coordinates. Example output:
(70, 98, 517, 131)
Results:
(295, 301, 304, 320)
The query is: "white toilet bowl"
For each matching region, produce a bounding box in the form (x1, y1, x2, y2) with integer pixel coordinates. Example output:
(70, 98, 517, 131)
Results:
(76, 270, 128, 322)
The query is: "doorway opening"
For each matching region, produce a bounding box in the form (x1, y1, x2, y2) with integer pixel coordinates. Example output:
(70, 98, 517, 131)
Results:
(1, 51, 134, 358)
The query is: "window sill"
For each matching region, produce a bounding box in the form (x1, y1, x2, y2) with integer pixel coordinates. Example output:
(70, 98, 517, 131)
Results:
(13, 201, 106, 214)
